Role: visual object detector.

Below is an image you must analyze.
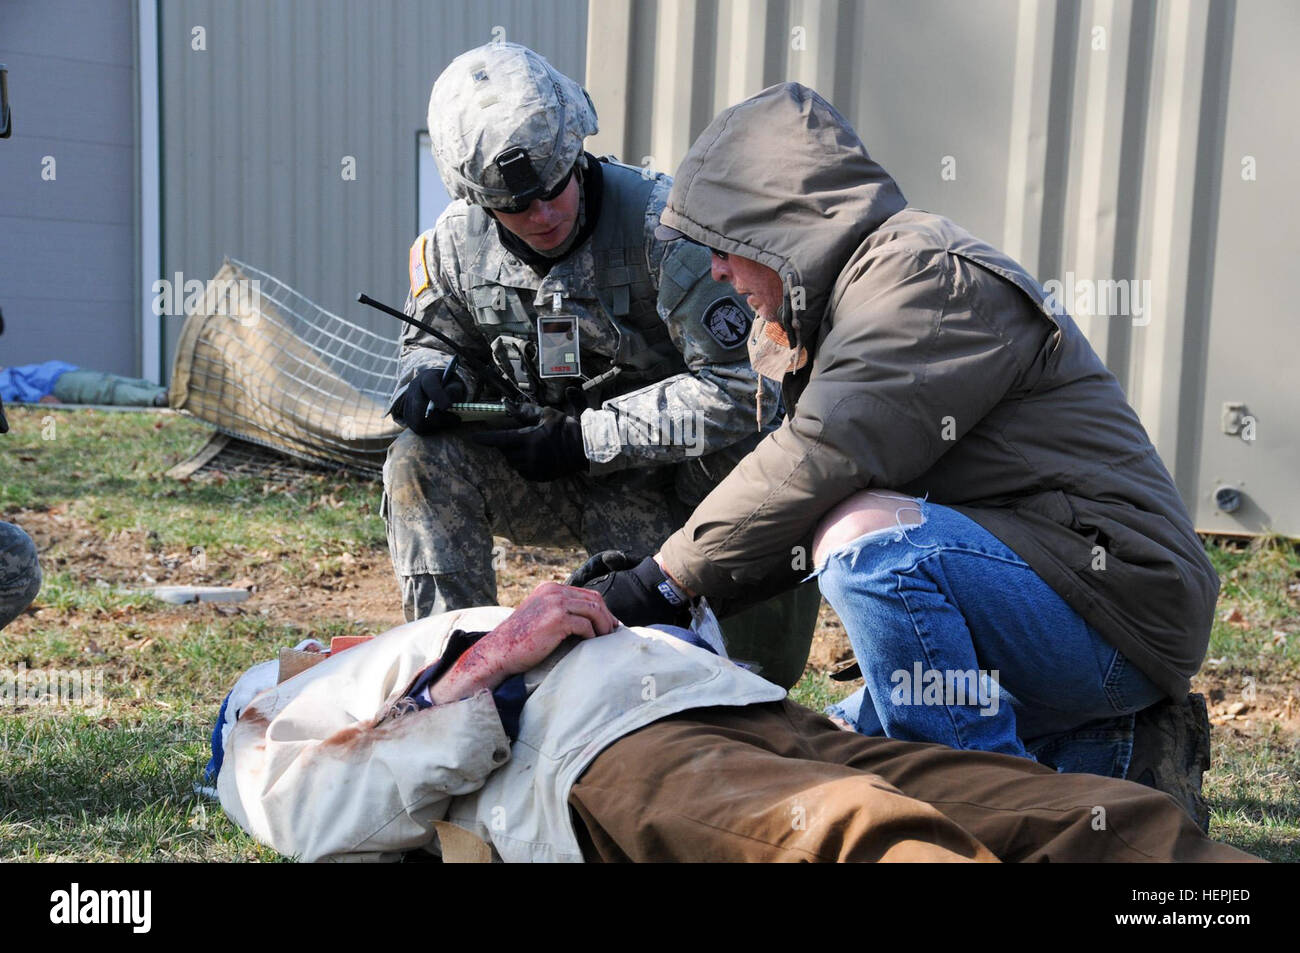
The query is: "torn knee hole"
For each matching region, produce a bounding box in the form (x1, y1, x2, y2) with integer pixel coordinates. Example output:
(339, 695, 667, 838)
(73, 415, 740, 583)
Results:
(812, 492, 925, 567)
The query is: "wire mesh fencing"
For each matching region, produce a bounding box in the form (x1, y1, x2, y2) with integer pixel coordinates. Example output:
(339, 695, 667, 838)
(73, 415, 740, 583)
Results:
(168, 258, 402, 474)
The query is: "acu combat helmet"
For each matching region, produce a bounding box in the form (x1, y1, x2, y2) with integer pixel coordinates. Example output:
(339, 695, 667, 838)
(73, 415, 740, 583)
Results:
(428, 42, 598, 211)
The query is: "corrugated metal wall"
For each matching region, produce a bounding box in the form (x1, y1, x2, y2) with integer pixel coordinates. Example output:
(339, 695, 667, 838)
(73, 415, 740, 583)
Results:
(157, 0, 588, 379)
(0, 0, 138, 374)
(584, 0, 1300, 536)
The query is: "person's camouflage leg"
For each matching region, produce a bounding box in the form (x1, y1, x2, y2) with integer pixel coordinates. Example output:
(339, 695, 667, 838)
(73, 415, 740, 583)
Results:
(1126, 693, 1213, 833)
(383, 426, 790, 631)
(382, 429, 585, 620)
(0, 522, 41, 630)
(716, 581, 822, 690)
(383, 429, 689, 622)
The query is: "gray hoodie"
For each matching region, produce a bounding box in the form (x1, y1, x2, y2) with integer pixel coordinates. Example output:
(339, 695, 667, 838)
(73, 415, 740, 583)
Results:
(657, 83, 1216, 698)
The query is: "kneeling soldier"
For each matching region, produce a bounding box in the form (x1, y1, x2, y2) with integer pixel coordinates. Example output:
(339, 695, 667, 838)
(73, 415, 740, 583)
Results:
(382, 43, 816, 685)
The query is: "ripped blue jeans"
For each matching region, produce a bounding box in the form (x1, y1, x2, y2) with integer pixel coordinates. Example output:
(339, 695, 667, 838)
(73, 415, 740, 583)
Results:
(816, 497, 1164, 777)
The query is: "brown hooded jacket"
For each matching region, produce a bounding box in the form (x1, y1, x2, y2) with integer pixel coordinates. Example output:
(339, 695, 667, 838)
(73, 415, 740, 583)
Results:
(656, 83, 1216, 698)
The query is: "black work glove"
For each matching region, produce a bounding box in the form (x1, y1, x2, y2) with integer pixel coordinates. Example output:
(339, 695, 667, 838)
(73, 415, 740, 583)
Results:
(399, 367, 467, 436)
(470, 391, 588, 482)
(569, 551, 691, 628)
(565, 549, 639, 587)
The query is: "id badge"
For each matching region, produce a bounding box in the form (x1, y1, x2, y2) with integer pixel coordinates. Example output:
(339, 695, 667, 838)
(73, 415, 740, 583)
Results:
(537, 314, 582, 378)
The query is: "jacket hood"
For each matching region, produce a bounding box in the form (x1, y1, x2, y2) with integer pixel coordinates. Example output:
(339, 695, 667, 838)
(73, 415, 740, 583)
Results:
(658, 82, 907, 340)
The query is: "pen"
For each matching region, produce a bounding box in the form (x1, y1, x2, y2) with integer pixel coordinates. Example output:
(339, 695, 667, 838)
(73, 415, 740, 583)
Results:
(427, 355, 460, 419)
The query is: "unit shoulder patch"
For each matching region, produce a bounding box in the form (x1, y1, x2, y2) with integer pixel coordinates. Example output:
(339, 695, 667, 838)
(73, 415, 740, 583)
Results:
(700, 296, 751, 349)
(409, 233, 433, 300)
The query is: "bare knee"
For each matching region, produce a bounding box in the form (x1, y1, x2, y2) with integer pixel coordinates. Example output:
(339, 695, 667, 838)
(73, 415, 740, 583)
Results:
(812, 490, 923, 568)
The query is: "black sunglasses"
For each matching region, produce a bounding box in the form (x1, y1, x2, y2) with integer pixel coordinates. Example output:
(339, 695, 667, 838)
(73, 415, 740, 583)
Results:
(496, 164, 575, 214)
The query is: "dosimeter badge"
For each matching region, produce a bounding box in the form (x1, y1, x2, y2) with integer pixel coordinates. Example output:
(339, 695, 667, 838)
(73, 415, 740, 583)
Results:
(538, 294, 581, 379)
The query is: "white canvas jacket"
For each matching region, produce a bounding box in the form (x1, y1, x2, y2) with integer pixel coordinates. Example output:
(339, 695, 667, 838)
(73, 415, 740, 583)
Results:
(217, 606, 785, 862)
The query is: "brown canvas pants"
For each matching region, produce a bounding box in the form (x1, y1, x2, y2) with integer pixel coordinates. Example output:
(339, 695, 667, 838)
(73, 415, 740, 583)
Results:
(568, 700, 1259, 863)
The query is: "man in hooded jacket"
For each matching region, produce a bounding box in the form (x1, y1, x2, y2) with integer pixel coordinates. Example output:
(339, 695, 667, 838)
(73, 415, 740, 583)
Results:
(581, 83, 1218, 793)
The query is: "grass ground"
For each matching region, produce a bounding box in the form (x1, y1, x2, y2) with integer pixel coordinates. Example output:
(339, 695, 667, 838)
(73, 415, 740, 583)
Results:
(1, 406, 1296, 860)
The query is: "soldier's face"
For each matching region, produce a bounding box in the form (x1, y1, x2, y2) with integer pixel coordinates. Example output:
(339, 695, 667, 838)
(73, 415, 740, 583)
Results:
(710, 251, 783, 322)
(490, 177, 581, 251)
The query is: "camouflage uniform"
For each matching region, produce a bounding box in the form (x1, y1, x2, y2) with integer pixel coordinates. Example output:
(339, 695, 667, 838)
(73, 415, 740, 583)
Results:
(0, 522, 40, 630)
(383, 43, 781, 621)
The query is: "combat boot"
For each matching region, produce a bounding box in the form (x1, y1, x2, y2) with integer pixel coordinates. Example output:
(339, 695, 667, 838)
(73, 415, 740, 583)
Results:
(1127, 692, 1212, 832)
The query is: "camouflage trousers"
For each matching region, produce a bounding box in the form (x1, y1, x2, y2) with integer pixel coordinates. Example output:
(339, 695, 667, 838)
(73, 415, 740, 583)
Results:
(382, 428, 765, 622)
(0, 522, 41, 630)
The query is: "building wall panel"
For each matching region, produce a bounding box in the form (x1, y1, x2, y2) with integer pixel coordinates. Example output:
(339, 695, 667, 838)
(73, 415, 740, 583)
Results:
(585, 0, 1300, 535)
(157, 0, 589, 375)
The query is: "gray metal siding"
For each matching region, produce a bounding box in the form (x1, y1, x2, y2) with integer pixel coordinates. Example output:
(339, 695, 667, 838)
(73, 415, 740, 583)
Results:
(0, 0, 138, 375)
(1191, 0, 1300, 535)
(588, 0, 1020, 246)
(157, 0, 589, 379)
(584, 0, 1300, 536)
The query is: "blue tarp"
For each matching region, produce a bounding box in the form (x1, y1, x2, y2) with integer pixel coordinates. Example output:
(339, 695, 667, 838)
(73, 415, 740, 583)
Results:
(0, 361, 78, 402)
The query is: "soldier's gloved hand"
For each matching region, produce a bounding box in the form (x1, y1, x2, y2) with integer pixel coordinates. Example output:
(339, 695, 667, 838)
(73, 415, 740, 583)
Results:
(575, 555, 691, 628)
(564, 550, 639, 587)
(470, 401, 588, 482)
(400, 368, 467, 436)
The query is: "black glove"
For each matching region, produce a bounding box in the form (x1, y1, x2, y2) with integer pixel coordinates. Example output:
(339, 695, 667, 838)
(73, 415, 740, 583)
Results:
(470, 396, 588, 482)
(565, 549, 639, 587)
(399, 367, 467, 436)
(571, 552, 691, 628)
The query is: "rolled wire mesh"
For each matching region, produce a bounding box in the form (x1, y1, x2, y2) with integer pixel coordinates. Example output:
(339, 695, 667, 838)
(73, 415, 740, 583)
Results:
(169, 259, 402, 473)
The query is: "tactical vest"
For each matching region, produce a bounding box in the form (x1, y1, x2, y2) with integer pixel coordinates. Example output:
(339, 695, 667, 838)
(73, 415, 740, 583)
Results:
(458, 160, 689, 407)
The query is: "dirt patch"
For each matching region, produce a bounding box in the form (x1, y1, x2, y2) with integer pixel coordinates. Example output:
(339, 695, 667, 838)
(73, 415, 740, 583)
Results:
(1194, 670, 1300, 743)
(9, 505, 601, 638)
(11, 506, 404, 632)
(805, 601, 848, 665)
